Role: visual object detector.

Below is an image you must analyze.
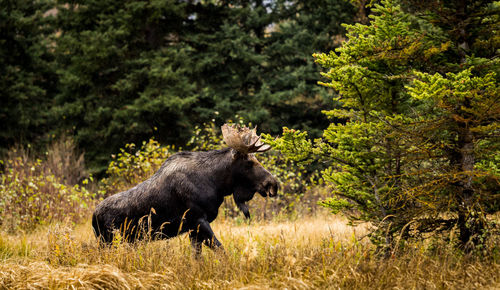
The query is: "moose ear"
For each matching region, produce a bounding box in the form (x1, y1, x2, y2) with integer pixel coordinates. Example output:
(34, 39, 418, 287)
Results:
(230, 148, 246, 160)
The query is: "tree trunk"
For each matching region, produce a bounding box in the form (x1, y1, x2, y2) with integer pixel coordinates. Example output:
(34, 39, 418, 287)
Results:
(454, 128, 485, 250)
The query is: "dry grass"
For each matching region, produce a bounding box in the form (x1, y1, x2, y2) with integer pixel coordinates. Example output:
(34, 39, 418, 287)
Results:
(0, 214, 499, 289)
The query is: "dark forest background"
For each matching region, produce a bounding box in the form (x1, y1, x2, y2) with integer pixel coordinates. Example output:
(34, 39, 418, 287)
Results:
(1, 0, 357, 173)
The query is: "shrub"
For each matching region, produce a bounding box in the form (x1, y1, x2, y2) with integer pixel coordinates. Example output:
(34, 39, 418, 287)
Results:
(0, 144, 94, 232)
(100, 139, 176, 196)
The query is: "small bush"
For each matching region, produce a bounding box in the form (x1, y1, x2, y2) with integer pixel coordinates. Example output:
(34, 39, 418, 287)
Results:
(100, 139, 176, 196)
(0, 142, 94, 232)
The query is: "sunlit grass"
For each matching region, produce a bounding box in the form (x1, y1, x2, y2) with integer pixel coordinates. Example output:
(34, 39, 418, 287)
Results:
(0, 214, 499, 289)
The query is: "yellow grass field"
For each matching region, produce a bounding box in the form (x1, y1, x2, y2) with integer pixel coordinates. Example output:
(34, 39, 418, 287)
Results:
(0, 214, 499, 289)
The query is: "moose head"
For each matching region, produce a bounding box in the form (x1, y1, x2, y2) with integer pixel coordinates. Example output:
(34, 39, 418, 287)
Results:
(222, 124, 279, 218)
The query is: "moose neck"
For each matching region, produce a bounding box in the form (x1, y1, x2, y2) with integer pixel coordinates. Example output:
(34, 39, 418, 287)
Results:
(194, 147, 259, 201)
(208, 148, 256, 200)
(200, 148, 238, 197)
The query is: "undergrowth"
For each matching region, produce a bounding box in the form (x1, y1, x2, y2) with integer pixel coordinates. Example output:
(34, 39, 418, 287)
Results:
(0, 138, 94, 232)
(0, 119, 322, 232)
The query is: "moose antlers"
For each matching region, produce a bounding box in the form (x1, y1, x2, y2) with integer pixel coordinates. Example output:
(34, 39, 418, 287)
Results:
(221, 124, 271, 154)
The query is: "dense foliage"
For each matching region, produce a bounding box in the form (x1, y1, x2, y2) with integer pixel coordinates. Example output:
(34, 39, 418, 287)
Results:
(269, 0, 499, 252)
(0, 0, 356, 173)
(0, 0, 56, 155)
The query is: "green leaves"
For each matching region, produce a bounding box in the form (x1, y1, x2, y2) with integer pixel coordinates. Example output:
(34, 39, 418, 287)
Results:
(263, 128, 313, 164)
(35, 0, 358, 172)
(52, 0, 198, 171)
(102, 138, 175, 195)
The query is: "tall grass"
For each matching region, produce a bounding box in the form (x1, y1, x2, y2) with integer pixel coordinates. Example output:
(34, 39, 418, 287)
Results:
(0, 215, 499, 289)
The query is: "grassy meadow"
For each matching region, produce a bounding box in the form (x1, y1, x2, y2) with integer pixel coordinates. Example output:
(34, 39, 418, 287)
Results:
(1, 212, 499, 289)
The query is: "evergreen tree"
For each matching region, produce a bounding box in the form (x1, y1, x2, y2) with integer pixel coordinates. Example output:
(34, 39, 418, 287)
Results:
(0, 0, 56, 153)
(269, 0, 499, 252)
(53, 0, 196, 171)
(263, 0, 356, 135)
(183, 0, 274, 127)
(184, 0, 355, 135)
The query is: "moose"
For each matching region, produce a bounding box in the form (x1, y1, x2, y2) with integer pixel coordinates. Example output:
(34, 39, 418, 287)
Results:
(92, 124, 279, 255)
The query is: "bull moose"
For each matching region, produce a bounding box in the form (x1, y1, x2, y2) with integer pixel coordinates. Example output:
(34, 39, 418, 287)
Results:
(92, 124, 279, 255)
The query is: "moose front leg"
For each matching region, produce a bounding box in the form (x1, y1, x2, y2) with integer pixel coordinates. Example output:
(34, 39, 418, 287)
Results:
(189, 219, 224, 258)
(189, 230, 203, 258)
